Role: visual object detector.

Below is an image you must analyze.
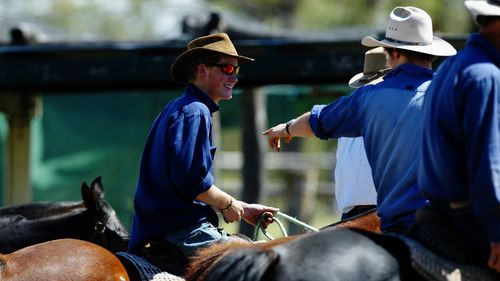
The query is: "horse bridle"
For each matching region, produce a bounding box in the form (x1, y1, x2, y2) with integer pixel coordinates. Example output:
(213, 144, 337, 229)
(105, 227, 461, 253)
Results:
(90, 219, 109, 248)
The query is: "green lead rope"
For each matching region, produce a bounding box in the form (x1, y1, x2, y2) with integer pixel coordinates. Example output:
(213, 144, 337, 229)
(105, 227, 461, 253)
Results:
(253, 211, 320, 241)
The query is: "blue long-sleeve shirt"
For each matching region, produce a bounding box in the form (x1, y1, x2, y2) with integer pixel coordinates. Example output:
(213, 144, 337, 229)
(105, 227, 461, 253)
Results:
(129, 84, 220, 251)
(310, 64, 431, 231)
(419, 33, 500, 242)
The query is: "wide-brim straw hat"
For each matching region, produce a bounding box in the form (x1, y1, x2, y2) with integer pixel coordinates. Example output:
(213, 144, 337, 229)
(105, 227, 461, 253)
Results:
(349, 47, 391, 88)
(465, 0, 500, 20)
(170, 33, 254, 84)
(362, 6, 457, 57)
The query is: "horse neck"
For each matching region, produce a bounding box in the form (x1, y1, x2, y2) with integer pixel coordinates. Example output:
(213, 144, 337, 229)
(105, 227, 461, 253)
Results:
(0, 201, 86, 220)
(0, 202, 92, 253)
(186, 240, 253, 280)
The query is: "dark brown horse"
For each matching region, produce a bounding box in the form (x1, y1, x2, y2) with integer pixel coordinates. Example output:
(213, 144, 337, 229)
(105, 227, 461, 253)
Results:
(185, 209, 380, 281)
(0, 177, 129, 253)
(0, 210, 380, 281)
(0, 239, 130, 281)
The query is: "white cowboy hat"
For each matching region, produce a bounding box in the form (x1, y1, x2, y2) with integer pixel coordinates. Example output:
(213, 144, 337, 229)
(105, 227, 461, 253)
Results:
(349, 47, 391, 88)
(362, 6, 456, 57)
(465, 0, 500, 20)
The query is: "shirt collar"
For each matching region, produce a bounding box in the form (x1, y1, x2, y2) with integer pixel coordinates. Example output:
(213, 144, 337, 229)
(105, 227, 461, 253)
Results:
(469, 33, 500, 67)
(185, 83, 220, 114)
(383, 63, 434, 80)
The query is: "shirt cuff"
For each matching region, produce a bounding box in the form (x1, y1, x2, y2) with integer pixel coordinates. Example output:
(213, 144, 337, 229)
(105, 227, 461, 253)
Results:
(309, 105, 329, 140)
(184, 172, 214, 200)
(487, 222, 500, 243)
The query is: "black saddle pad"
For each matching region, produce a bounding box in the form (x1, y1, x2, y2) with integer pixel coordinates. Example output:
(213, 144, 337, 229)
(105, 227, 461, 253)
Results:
(116, 252, 185, 281)
(132, 239, 189, 276)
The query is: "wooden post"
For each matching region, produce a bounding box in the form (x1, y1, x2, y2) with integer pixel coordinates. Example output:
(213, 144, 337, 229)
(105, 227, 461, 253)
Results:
(284, 168, 319, 235)
(0, 93, 41, 205)
(212, 111, 221, 181)
(239, 87, 266, 237)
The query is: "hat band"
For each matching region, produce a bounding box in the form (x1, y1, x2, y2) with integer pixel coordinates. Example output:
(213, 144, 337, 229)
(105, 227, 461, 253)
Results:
(385, 37, 432, 46)
(358, 68, 392, 82)
(488, 0, 500, 6)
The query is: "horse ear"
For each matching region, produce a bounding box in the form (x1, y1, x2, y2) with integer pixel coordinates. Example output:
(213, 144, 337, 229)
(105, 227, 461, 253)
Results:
(90, 176, 105, 199)
(81, 181, 99, 214)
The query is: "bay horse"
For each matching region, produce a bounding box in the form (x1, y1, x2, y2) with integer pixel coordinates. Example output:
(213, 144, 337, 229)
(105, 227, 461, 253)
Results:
(0, 177, 129, 254)
(189, 228, 418, 281)
(0, 238, 130, 281)
(185, 209, 381, 281)
(187, 211, 499, 281)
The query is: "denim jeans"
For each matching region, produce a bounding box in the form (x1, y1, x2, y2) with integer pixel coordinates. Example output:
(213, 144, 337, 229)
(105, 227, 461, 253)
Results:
(163, 222, 229, 258)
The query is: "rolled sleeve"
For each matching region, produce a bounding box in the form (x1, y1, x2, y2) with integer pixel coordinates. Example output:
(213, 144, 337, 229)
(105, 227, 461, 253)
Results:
(309, 104, 328, 140)
(309, 92, 363, 140)
(484, 215, 500, 243)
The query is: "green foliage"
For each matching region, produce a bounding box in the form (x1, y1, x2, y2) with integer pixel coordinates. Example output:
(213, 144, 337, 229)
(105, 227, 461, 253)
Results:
(208, 0, 472, 34)
(0, 0, 472, 42)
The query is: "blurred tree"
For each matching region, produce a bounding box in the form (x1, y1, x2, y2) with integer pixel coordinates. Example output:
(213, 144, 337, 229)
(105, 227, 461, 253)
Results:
(208, 0, 472, 35)
(0, 0, 206, 42)
(0, 0, 473, 43)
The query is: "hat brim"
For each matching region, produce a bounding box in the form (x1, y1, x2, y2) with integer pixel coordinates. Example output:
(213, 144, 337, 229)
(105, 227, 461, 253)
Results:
(348, 68, 391, 88)
(361, 36, 457, 57)
(170, 48, 254, 84)
(465, 1, 500, 19)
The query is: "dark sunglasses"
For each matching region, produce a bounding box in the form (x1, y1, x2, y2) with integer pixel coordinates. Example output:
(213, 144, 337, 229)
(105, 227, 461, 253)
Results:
(206, 63, 240, 76)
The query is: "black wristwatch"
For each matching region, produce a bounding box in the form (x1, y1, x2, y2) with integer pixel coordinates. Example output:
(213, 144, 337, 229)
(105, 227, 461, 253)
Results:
(285, 119, 295, 136)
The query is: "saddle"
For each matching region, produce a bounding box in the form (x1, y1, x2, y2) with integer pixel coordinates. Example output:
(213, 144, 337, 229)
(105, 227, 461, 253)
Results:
(394, 235, 498, 281)
(394, 207, 498, 281)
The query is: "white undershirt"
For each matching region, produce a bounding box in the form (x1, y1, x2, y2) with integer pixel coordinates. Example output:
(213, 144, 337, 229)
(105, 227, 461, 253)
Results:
(334, 137, 377, 214)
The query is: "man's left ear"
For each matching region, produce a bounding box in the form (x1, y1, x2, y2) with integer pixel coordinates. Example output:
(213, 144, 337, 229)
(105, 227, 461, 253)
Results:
(198, 64, 208, 77)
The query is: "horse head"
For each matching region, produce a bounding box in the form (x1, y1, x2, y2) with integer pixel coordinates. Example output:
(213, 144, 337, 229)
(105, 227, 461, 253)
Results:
(81, 177, 129, 253)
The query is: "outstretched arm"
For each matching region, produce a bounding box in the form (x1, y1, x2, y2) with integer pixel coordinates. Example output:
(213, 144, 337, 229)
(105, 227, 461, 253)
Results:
(262, 112, 315, 151)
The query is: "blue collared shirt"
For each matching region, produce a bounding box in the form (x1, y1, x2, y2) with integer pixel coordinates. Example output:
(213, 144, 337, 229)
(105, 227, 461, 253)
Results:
(420, 33, 500, 242)
(129, 84, 220, 251)
(310, 64, 432, 231)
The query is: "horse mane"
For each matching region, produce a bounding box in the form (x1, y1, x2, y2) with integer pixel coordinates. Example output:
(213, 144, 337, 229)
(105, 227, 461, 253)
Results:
(185, 236, 297, 281)
(0, 253, 6, 270)
(322, 209, 381, 233)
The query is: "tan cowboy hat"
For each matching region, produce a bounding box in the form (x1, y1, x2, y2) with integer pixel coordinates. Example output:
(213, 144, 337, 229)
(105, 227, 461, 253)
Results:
(349, 47, 391, 88)
(465, 0, 500, 20)
(362, 6, 457, 57)
(170, 33, 254, 84)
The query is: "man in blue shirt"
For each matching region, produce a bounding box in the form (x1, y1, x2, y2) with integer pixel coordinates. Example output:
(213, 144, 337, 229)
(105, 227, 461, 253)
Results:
(417, 0, 500, 273)
(263, 7, 456, 234)
(129, 33, 278, 270)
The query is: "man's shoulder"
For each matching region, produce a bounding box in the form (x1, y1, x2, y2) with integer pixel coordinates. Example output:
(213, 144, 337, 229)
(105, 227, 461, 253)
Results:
(166, 95, 210, 116)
